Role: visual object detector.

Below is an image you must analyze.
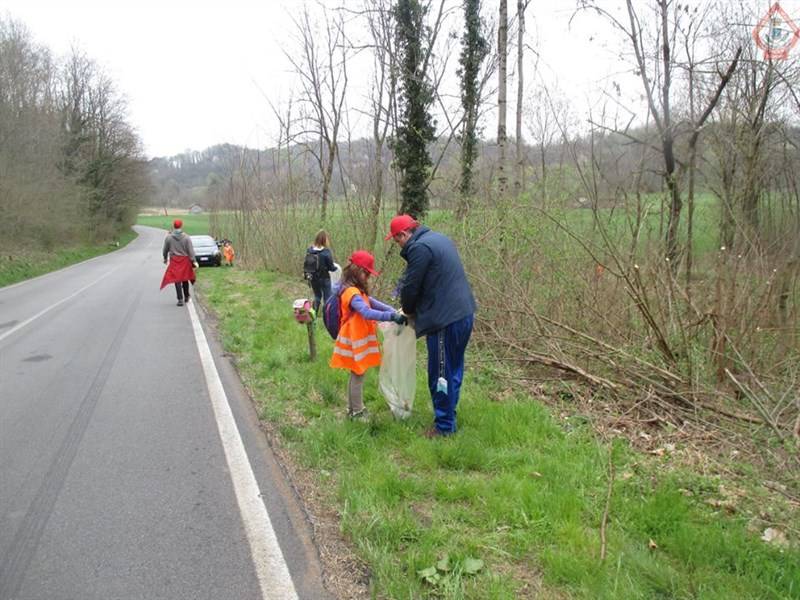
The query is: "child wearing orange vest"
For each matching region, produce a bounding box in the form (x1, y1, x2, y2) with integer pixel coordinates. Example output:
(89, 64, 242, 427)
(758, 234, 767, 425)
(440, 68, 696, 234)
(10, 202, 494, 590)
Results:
(329, 250, 406, 419)
(222, 241, 235, 266)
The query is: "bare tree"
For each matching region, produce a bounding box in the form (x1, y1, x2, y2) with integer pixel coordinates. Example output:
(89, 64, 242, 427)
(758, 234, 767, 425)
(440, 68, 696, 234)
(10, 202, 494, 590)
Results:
(525, 83, 568, 205)
(704, 3, 800, 251)
(0, 18, 145, 245)
(678, 5, 741, 286)
(584, 0, 739, 267)
(59, 48, 94, 176)
(285, 6, 349, 222)
(0, 18, 65, 241)
(363, 0, 397, 247)
(266, 96, 302, 208)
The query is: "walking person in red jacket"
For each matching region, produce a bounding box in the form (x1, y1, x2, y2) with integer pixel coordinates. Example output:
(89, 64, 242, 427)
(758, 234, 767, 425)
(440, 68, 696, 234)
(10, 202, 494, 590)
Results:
(160, 219, 198, 306)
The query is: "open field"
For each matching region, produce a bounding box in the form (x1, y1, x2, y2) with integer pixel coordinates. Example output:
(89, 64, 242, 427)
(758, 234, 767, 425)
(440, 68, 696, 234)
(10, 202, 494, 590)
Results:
(136, 213, 212, 236)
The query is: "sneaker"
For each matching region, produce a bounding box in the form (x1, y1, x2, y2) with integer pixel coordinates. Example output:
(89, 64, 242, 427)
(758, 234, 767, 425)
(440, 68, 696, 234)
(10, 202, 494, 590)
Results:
(177, 299, 184, 306)
(185, 294, 190, 302)
(348, 408, 369, 421)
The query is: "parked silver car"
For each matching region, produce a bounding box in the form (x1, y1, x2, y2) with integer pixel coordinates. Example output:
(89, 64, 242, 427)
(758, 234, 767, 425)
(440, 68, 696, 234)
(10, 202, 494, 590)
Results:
(190, 235, 221, 267)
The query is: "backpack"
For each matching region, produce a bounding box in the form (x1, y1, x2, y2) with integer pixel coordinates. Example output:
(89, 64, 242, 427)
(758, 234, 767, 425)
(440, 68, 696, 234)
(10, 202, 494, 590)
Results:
(303, 248, 321, 281)
(323, 284, 352, 340)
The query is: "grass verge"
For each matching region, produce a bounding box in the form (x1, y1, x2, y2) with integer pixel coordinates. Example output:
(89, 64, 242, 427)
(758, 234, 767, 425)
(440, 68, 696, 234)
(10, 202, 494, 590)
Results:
(0, 229, 137, 288)
(198, 267, 799, 599)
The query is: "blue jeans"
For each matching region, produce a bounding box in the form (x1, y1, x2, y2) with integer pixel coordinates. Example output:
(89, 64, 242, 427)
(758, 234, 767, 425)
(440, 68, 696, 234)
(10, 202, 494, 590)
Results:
(311, 277, 332, 313)
(425, 314, 474, 434)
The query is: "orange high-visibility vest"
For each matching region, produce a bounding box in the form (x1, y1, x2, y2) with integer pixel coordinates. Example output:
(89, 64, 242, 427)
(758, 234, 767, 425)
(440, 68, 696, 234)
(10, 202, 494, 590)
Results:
(329, 286, 381, 375)
(223, 245, 235, 262)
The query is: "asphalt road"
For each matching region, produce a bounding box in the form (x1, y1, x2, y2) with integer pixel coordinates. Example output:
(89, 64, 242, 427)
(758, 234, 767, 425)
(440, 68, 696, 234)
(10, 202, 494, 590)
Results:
(0, 226, 331, 600)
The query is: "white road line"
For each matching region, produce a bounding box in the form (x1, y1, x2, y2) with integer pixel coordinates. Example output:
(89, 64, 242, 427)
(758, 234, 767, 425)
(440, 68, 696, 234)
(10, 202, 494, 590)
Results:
(0, 267, 119, 344)
(187, 301, 299, 600)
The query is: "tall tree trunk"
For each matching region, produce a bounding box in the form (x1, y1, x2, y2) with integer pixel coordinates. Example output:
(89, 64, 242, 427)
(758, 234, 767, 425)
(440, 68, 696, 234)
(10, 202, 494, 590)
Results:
(720, 161, 736, 249)
(320, 134, 330, 222)
(322, 141, 337, 223)
(686, 142, 697, 289)
(365, 0, 394, 248)
(457, 0, 488, 218)
(742, 137, 762, 233)
(684, 44, 740, 288)
(685, 61, 696, 293)
(394, 0, 435, 218)
(539, 141, 547, 204)
(497, 0, 508, 196)
(514, 0, 526, 193)
(658, 0, 681, 267)
(370, 138, 384, 249)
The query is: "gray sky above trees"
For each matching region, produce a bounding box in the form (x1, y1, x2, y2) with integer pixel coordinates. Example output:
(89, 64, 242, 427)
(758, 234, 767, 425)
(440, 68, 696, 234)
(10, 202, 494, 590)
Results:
(2, 0, 783, 158)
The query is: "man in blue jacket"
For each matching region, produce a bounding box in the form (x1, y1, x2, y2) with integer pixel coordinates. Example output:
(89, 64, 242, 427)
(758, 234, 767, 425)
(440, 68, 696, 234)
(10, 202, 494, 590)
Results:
(386, 214, 477, 437)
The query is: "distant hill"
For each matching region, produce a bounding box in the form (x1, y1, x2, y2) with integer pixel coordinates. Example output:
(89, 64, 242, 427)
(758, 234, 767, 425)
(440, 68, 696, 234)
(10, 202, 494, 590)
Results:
(148, 144, 246, 209)
(146, 140, 388, 209)
(147, 126, 684, 211)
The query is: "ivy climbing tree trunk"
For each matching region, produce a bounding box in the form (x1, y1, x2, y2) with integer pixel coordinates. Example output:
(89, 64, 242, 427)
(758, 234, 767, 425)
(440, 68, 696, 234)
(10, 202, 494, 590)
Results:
(394, 0, 436, 219)
(457, 0, 489, 218)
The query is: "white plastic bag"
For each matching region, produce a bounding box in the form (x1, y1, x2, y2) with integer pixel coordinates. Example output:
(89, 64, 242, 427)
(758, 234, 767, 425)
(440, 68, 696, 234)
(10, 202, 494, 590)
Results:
(378, 321, 417, 419)
(330, 262, 342, 285)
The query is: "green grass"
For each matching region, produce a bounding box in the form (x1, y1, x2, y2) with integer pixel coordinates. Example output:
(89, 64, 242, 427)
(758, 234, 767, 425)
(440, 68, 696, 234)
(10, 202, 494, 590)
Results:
(0, 229, 137, 288)
(136, 213, 212, 235)
(555, 192, 722, 257)
(197, 267, 800, 599)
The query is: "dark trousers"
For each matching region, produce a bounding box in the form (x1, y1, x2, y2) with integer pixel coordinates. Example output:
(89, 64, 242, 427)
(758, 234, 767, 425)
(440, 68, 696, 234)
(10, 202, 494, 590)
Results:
(425, 314, 474, 434)
(174, 281, 190, 300)
(310, 277, 332, 313)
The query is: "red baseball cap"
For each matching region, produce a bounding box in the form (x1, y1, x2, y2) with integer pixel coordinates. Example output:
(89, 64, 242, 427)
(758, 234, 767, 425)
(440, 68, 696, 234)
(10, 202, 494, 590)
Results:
(384, 214, 418, 240)
(348, 250, 380, 276)
(173, 219, 183, 229)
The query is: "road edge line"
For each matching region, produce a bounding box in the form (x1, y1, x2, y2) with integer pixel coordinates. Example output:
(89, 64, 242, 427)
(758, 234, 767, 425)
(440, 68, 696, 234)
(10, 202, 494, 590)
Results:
(187, 301, 299, 600)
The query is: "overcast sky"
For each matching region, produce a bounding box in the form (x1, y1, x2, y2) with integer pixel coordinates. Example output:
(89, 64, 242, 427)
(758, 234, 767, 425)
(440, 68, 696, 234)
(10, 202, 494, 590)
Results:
(2, 0, 784, 158)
